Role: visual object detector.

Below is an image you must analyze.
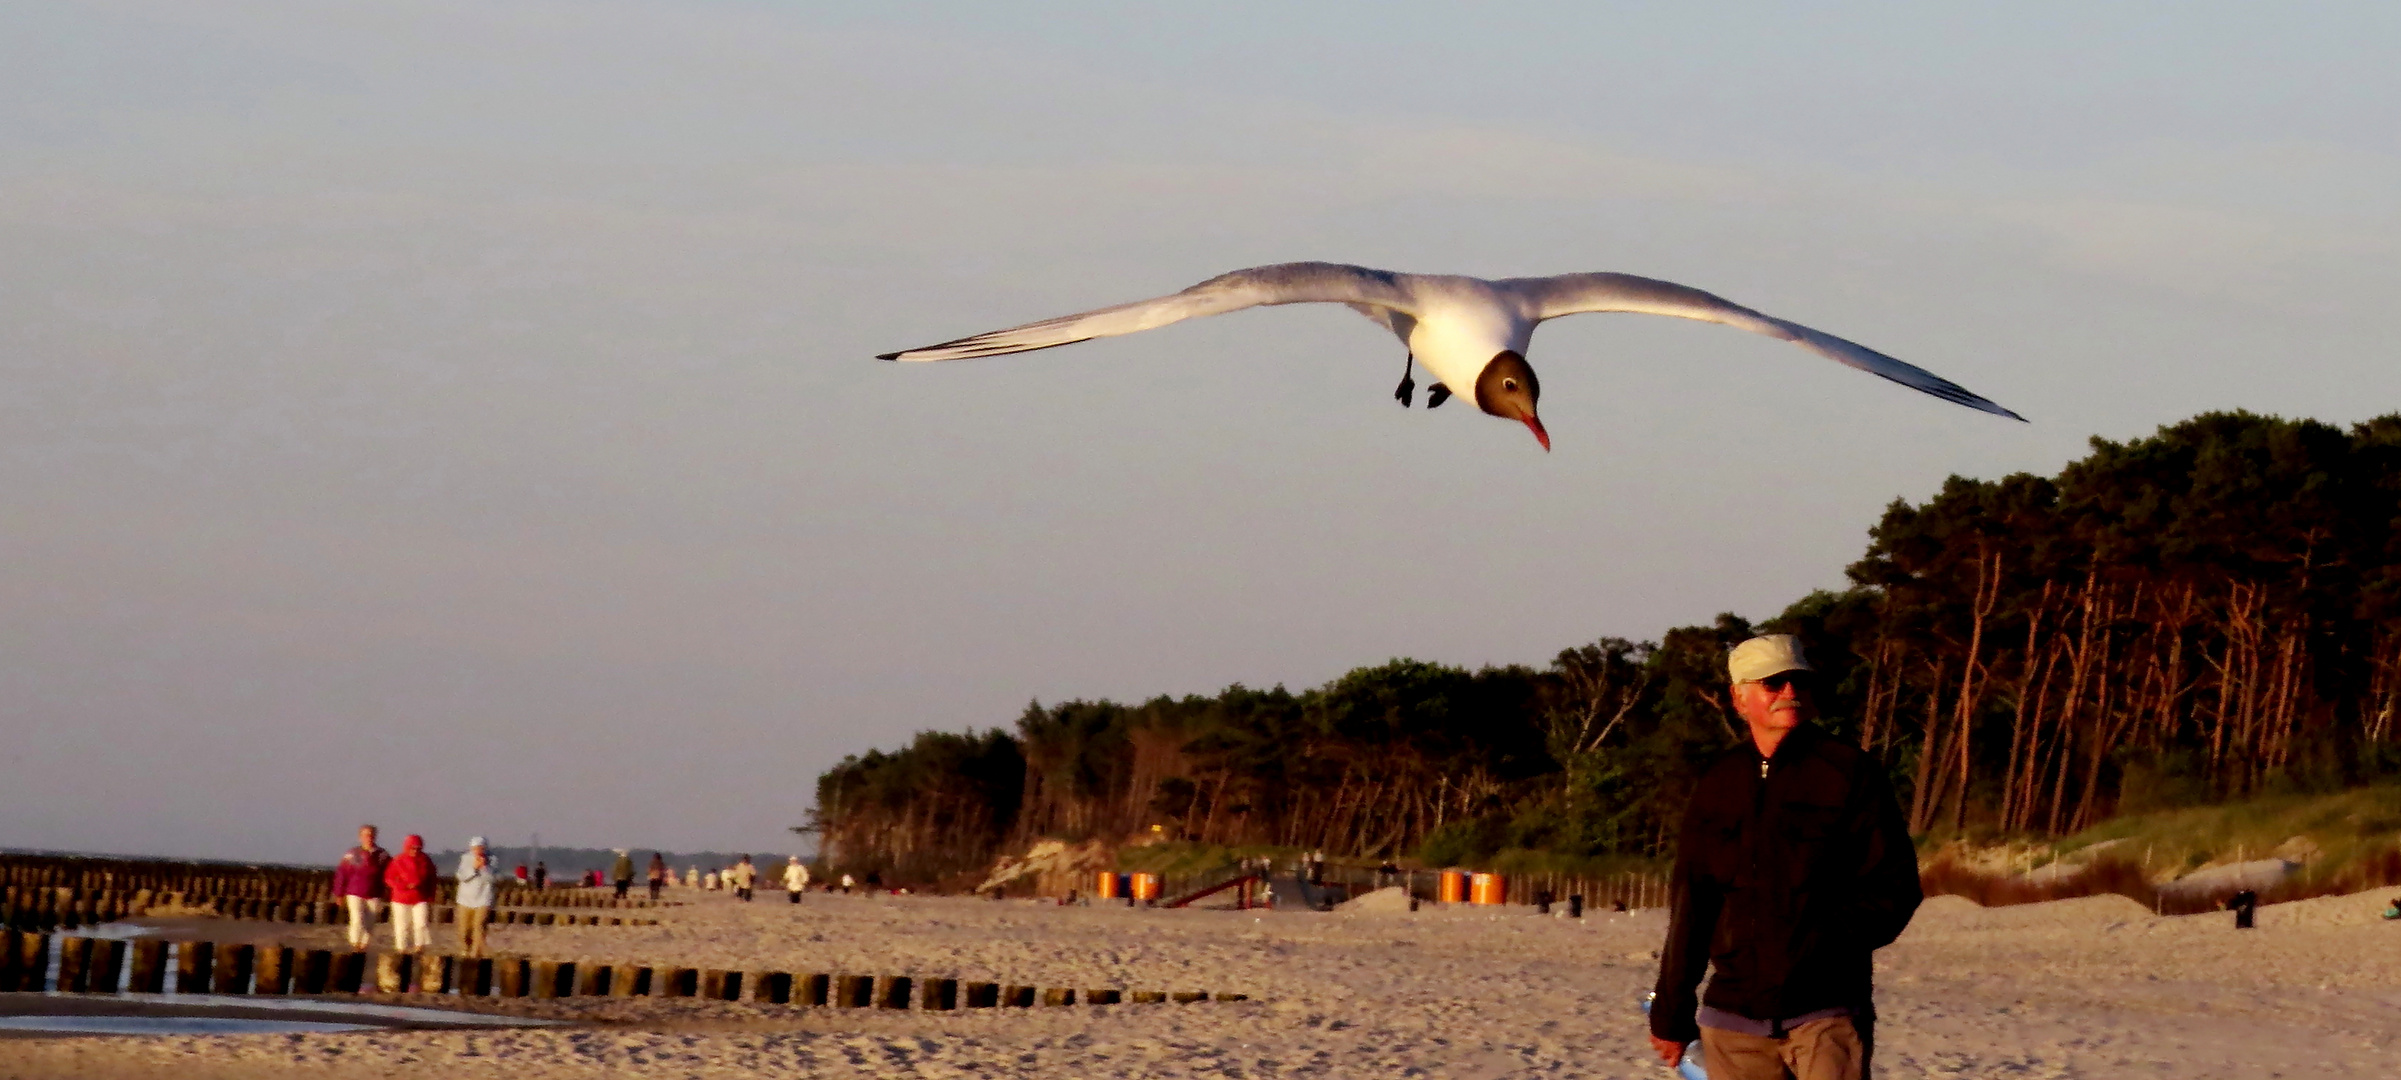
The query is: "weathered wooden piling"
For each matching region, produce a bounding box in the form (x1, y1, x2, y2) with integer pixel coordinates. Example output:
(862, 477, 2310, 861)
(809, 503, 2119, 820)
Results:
(920, 977, 957, 1010)
(297, 949, 333, 994)
(875, 975, 912, 1009)
(1084, 988, 1121, 1005)
(1171, 991, 1208, 1003)
(210, 943, 253, 994)
(372, 950, 407, 994)
(130, 937, 173, 994)
(1040, 987, 1075, 1007)
(254, 946, 293, 994)
(656, 967, 698, 998)
(494, 957, 529, 997)
(573, 963, 609, 996)
(757, 971, 792, 1004)
(531, 960, 568, 998)
(799, 972, 830, 1006)
(963, 981, 999, 1008)
(89, 939, 126, 993)
(456, 956, 493, 996)
(332, 950, 368, 993)
(412, 952, 450, 995)
(1002, 984, 1035, 1008)
(835, 974, 872, 1007)
(1130, 990, 1166, 1003)
(56, 935, 91, 992)
(701, 969, 742, 1001)
(175, 940, 214, 993)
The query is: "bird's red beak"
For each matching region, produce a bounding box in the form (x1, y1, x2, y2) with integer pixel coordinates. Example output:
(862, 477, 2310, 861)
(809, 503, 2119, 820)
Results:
(1523, 414, 1550, 452)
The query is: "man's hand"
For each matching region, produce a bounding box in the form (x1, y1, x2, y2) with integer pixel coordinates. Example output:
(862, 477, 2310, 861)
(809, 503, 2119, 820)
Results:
(1648, 1034, 1684, 1067)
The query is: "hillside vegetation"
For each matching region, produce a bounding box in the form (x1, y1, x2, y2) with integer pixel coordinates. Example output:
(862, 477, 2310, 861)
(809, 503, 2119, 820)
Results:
(814, 413, 2401, 887)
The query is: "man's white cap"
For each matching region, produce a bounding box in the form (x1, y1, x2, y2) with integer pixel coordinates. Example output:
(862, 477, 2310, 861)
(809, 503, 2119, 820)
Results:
(468, 836, 486, 848)
(1728, 634, 1813, 683)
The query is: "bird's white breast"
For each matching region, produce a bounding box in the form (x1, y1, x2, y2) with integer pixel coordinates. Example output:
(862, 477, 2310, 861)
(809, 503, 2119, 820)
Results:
(1401, 277, 1534, 406)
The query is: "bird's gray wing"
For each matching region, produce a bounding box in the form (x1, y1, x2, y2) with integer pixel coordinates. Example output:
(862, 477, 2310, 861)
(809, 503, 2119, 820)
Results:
(878, 262, 1418, 362)
(1505, 272, 2023, 421)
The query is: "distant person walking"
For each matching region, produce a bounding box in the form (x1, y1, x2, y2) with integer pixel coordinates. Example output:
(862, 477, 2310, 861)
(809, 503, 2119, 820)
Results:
(1649, 635, 1921, 1080)
(647, 853, 668, 901)
(332, 824, 391, 952)
(783, 857, 810, 904)
(384, 834, 437, 952)
(839, 873, 854, 895)
(533, 861, 548, 890)
(612, 850, 635, 900)
(455, 836, 497, 958)
(729, 855, 757, 902)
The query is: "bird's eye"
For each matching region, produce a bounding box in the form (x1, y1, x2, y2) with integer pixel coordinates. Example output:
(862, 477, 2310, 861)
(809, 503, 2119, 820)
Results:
(1503, 379, 1518, 391)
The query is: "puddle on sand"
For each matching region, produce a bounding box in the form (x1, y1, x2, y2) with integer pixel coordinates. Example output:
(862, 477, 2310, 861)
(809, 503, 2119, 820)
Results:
(0, 1015, 376, 1036)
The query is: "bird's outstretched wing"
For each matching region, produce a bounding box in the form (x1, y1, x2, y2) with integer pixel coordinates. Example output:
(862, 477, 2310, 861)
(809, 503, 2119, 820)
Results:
(877, 262, 1418, 362)
(1505, 273, 2023, 421)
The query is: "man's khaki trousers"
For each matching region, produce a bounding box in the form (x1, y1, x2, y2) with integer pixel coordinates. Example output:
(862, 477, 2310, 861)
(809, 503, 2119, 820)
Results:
(1698, 1016, 1868, 1080)
(457, 905, 491, 957)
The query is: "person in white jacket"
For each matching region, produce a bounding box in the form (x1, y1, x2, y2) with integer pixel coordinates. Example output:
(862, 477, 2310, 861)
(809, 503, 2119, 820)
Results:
(783, 856, 811, 904)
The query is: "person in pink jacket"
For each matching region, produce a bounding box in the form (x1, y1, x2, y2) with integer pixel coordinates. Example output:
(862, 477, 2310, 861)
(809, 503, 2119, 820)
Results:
(383, 834, 438, 953)
(331, 824, 390, 951)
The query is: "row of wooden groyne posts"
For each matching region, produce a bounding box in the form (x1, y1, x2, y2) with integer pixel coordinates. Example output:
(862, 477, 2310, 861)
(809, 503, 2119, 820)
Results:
(0, 929, 1246, 1009)
(2, 885, 662, 934)
(2, 853, 660, 909)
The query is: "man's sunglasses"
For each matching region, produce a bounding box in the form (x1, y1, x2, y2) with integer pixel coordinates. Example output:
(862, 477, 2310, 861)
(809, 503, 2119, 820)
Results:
(1753, 672, 1813, 692)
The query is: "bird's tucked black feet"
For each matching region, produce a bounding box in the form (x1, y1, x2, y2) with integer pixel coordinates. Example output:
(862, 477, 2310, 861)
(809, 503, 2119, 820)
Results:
(1427, 383, 1452, 409)
(1393, 352, 1416, 408)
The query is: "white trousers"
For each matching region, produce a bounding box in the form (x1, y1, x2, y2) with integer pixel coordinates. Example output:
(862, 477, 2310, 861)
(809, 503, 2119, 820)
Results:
(390, 901, 431, 951)
(343, 895, 384, 948)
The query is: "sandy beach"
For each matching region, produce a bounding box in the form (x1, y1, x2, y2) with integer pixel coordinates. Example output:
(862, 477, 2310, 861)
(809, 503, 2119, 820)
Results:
(7, 887, 2398, 1079)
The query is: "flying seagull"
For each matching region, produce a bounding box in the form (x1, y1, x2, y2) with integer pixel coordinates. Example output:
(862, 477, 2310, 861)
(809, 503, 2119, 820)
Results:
(878, 262, 2023, 450)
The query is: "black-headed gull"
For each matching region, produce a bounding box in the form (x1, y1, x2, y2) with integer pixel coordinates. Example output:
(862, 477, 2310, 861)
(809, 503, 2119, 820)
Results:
(878, 262, 2022, 450)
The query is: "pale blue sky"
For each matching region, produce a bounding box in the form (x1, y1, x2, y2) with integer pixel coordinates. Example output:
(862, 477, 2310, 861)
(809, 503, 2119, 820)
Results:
(3, 1, 2396, 862)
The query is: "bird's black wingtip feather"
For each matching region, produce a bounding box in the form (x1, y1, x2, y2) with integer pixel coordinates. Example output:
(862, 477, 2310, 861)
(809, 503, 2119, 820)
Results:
(875, 352, 902, 361)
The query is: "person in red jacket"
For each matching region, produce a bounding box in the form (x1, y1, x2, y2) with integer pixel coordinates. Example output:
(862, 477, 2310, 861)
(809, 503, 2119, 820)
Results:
(383, 834, 438, 953)
(332, 824, 390, 951)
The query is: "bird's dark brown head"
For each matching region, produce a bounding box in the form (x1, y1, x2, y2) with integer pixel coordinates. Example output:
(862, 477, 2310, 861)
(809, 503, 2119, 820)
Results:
(1475, 351, 1547, 451)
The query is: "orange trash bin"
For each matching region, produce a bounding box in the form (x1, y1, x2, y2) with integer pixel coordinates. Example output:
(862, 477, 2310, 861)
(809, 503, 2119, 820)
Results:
(1469, 872, 1505, 906)
(1438, 870, 1468, 904)
(1131, 872, 1160, 901)
(1095, 870, 1119, 899)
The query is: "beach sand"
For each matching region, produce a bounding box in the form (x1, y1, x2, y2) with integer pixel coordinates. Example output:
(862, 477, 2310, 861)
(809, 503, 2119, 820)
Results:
(7, 887, 2397, 1078)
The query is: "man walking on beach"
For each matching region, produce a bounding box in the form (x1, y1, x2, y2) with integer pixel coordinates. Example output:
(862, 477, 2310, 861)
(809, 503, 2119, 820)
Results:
(647, 852, 668, 901)
(383, 834, 437, 953)
(455, 836, 497, 957)
(612, 850, 635, 900)
(332, 824, 390, 952)
(1649, 635, 1922, 1080)
(729, 855, 757, 901)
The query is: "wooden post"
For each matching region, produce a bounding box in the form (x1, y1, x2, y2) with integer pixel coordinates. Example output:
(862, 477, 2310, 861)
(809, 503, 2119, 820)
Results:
(56, 935, 91, 993)
(1002, 984, 1035, 1008)
(457, 956, 493, 996)
(962, 981, 999, 1008)
(1171, 991, 1207, 1003)
(88, 939, 126, 993)
(609, 966, 647, 997)
(1040, 987, 1075, 1007)
(413, 953, 451, 995)
(755, 971, 791, 1004)
(531, 961, 568, 999)
(1084, 988, 1121, 1005)
(574, 963, 608, 996)
(834, 974, 871, 1007)
(175, 940, 214, 994)
(875, 975, 911, 1009)
(1130, 990, 1166, 1003)
(131, 938, 173, 994)
(254, 946, 293, 995)
(1214, 992, 1249, 1001)
(296, 949, 333, 994)
(372, 951, 407, 994)
(701, 969, 741, 1001)
(495, 957, 529, 997)
(920, 977, 957, 1010)
(656, 967, 697, 998)
(799, 972, 830, 1006)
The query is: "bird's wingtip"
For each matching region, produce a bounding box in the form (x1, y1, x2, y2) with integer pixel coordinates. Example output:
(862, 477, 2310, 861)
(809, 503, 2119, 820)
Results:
(875, 351, 902, 361)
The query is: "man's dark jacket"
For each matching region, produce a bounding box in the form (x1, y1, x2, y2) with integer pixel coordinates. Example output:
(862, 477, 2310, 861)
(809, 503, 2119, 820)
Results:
(1649, 723, 1921, 1044)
